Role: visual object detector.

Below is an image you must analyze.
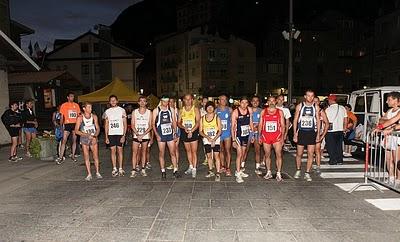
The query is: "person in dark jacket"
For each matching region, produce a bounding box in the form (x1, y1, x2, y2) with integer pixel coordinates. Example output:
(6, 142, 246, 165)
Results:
(21, 99, 38, 157)
(1, 101, 23, 162)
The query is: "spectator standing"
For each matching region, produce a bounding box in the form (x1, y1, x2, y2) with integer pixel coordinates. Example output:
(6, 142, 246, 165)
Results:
(343, 104, 357, 157)
(21, 99, 38, 157)
(325, 95, 348, 165)
(1, 101, 23, 162)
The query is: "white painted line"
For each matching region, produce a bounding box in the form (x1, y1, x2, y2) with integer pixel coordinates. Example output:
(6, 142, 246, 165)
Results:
(319, 164, 365, 169)
(320, 172, 387, 179)
(301, 158, 360, 163)
(334, 183, 388, 191)
(365, 198, 400, 210)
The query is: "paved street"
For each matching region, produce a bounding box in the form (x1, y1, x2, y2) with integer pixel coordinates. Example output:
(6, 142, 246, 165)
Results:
(0, 143, 400, 242)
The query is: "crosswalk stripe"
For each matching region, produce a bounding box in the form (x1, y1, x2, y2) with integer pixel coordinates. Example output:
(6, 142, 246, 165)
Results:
(320, 172, 388, 179)
(334, 182, 388, 191)
(301, 157, 359, 163)
(365, 198, 400, 210)
(319, 164, 365, 169)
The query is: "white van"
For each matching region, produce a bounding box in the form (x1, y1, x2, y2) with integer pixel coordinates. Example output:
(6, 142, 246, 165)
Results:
(347, 86, 400, 145)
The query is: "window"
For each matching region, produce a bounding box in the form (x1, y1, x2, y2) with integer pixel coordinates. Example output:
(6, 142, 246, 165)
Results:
(81, 43, 89, 53)
(208, 48, 216, 60)
(317, 49, 325, 57)
(338, 49, 345, 57)
(219, 48, 227, 59)
(238, 64, 245, 74)
(93, 43, 99, 53)
(345, 68, 352, 75)
(268, 64, 283, 74)
(294, 51, 302, 58)
(81, 64, 90, 75)
(95, 64, 100, 74)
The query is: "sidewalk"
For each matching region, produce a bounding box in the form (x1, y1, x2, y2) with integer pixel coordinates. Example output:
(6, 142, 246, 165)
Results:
(0, 143, 399, 242)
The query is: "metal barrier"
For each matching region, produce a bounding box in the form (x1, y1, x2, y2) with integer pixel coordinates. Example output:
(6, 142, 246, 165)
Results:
(349, 130, 400, 193)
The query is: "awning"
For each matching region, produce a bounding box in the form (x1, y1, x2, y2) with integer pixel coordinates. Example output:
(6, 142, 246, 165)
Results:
(8, 70, 81, 87)
(78, 77, 140, 103)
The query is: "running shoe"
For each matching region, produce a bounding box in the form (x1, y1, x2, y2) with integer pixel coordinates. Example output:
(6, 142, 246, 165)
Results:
(161, 171, 167, 179)
(55, 157, 65, 165)
(239, 170, 249, 178)
(71, 155, 77, 162)
(135, 166, 140, 172)
(254, 168, 263, 175)
(192, 168, 197, 178)
(294, 169, 301, 179)
(141, 168, 148, 177)
(166, 164, 174, 170)
(14, 156, 23, 161)
(130, 170, 137, 178)
(220, 167, 226, 174)
(96, 173, 103, 179)
(205, 170, 215, 178)
(184, 167, 192, 175)
(8, 156, 17, 162)
(276, 172, 283, 182)
(263, 170, 273, 180)
(235, 171, 244, 183)
(315, 166, 321, 176)
(304, 172, 312, 182)
(215, 173, 221, 182)
(145, 162, 152, 169)
(85, 174, 92, 181)
(25, 152, 32, 158)
(118, 168, 125, 176)
(202, 159, 208, 166)
(173, 171, 181, 178)
(260, 162, 266, 170)
(225, 169, 232, 177)
(112, 168, 118, 177)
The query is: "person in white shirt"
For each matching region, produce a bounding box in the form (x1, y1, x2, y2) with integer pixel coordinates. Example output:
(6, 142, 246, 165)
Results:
(104, 95, 127, 177)
(325, 94, 348, 165)
(276, 95, 292, 142)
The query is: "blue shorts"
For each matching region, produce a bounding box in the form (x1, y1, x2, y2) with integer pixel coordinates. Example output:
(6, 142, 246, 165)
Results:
(248, 132, 259, 141)
(220, 130, 231, 140)
(23, 127, 37, 134)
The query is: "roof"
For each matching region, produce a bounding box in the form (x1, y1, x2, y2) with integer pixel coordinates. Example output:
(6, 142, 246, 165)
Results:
(8, 70, 81, 86)
(10, 20, 34, 36)
(350, 86, 400, 94)
(0, 29, 40, 71)
(46, 31, 143, 59)
(78, 77, 140, 103)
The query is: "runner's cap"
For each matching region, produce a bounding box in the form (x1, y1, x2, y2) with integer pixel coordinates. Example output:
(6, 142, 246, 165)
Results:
(328, 94, 337, 101)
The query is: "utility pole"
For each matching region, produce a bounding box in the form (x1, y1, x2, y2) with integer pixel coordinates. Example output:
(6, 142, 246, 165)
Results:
(288, 0, 293, 104)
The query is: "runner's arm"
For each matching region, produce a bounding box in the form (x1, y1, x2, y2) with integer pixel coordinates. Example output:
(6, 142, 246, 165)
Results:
(152, 109, 161, 140)
(74, 116, 87, 137)
(93, 115, 100, 137)
(258, 110, 264, 135)
(192, 107, 201, 132)
(248, 108, 254, 132)
(292, 104, 301, 136)
(320, 110, 329, 138)
(104, 112, 109, 140)
(379, 111, 400, 129)
(176, 109, 185, 130)
(279, 110, 285, 140)
(199, 117, 206, 138)
(131, 111, 138, 136)
(231, 109, 238, 141)
(122, 110, 127, 137)
(315, 105, 321, 137)
(171, 107, 177, 136)
(215, 117, 222, 141)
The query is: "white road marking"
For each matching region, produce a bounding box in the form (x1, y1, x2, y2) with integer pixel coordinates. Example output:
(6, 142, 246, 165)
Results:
(334, 182, 388, 191)
(365, 198, 400, 210)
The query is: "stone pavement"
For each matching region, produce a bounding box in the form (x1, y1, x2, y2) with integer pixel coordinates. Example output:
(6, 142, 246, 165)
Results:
(0, 143, 400, 242)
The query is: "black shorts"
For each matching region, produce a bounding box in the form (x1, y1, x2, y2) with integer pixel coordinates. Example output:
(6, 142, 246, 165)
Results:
(180, 129, 200, 143)
(297, 130, 317, 146)
(133, 138, 150, 144)
(108, 135, 123, 147)
(204, 144, 220, 153)
(7, 127, 20, 138)
(64, 123, 76, 133)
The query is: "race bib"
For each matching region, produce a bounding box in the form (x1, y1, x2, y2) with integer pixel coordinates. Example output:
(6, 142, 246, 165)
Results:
(221, 120, 228, 130)
(68, 110, 77, 119)
(265, 121, 277, 132)
(183, 120, 194, 130)
(300, 116, 313, 129)
(83, 124, 96, 135)
(136, 123, 146, 134)
(161, 123, 172, 135)
(206, 127, 216, 137)
(241, 125, 250, 137)
(109, 120, 121, 130)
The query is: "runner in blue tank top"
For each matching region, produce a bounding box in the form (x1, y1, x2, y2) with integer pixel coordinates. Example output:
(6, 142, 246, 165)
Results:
(216, 94, 233, 177)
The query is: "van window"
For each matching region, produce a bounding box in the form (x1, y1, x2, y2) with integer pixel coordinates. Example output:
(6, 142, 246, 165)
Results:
(366, 93, 379, 113)
(354, 95, 365, 112)
(383, 93, 390, 113)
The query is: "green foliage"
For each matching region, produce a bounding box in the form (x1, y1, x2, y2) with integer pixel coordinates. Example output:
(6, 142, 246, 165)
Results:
(29, 138, 41, 159)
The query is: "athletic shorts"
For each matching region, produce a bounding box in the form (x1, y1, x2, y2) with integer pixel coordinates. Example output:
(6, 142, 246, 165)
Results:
(64, 123, 76, 133)
(248, 132, 259, 142)
(80, 136, 97, 146)
(236, 136, 249, 147)
(297, 130, 317, 146)
(7, 127, 20, 138)
(133, 138, 150, 144)
(260, 132, 282, 145)
(204, 144, 221, 153)
(180, 129, 200, 143)
(220, 129, 231, 140)
(108, 135, 123, 147)
(23, 127, 37, 134)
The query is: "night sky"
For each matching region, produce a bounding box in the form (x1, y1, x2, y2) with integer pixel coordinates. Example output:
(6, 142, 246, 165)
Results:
(9, 0, 142, 51)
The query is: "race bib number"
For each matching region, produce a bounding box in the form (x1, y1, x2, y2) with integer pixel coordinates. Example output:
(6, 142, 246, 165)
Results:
(265, 121, 277, 132)
(221, 120, 228, 130)
(84, 125, 96, 135)
(161, 123, 172, 135)
(241, 125, 250, 137)
(110, 120, 121, 130)
(68, 110, 77, 119)
(300, 116, 313, 129)
(206, 127, 216, 137)
(183, 120, 194, 130)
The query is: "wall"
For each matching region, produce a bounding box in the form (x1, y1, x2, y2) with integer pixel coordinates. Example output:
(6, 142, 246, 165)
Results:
(0, 69, 10, 144)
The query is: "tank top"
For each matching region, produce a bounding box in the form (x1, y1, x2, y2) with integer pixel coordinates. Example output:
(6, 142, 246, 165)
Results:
(236, 108, 251, 137)
(202, 114, 220, 144)
(134, 109, 151, 139)
(81, 114, 96, 135)
(298, 102, 317, 131)
(262, 108, 281, 135)
(156, 107, 173, 136)
(216, 106, 231, 132)
(387, 108, 400, 120)
(180, 105, 196, 130)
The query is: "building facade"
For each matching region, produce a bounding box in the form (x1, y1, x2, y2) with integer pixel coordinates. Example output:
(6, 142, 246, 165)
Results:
(45, 27, 143, 92)
(156, 27, 256, 97)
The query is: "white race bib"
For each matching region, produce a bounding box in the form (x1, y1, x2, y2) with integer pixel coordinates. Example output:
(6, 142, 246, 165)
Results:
(221, 120, 228, 130)
(161, 123, 172, 135)
(300, 116, 313, 129)
(83, 124, 96, 135)
(109, 120, 121, 130)
(206, 127, 216, 137)
(183, 120, 194, 130)
(136, 123, 147, 134)
(68, 110, 77, 119)
(241, 125, 250, 137)
(265, 121, 277, 132)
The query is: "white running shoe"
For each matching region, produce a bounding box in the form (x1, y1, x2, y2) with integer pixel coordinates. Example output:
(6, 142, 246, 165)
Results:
(264, 170, 273, 180)
(141, 169, 147, 177)
(192, 168, 197, 178)
(205, 171, 215, 178)
(184, 167, 192, 175)
(112, 168, 118, 177)
(215, 173, 221, 182)
(55, 157, 65, 165)
(294, 170, 301, 179)
(118, 168, 125, 177)
(304, 172, 312, 182)
(166, 164, 174, 170)
(239, 170, 249, 178)
(276, 172, 283, 182)
(85, 174, 92, 181)
(130, 170, 137, 178)
(255, 168, 263, 175)
(96, 173, 103, 179)
(235, 171, 244, 183)
(25, 152, 32, 158)
(145, 162, 152, 169)
(15, 156, 23, 161)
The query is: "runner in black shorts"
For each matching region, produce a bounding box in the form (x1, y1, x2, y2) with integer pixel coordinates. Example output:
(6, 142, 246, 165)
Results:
(1, 101, 23, 162)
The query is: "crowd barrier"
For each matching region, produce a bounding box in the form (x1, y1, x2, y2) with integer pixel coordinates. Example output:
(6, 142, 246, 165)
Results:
(349, 130, 400, 193)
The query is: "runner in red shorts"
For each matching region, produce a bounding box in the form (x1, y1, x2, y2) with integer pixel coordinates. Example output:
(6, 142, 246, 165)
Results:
(259, 96, 285, 181)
